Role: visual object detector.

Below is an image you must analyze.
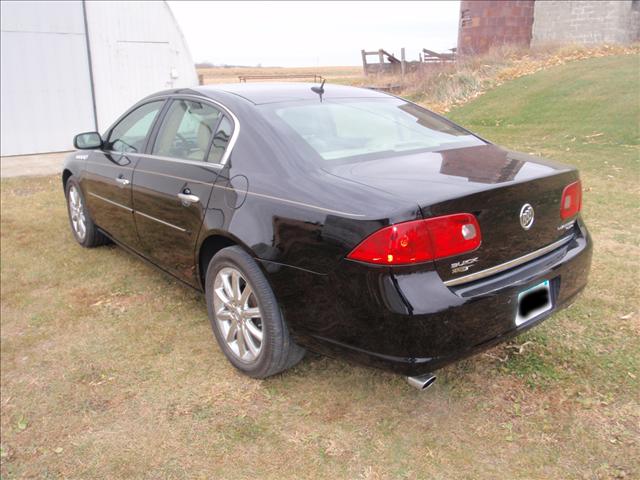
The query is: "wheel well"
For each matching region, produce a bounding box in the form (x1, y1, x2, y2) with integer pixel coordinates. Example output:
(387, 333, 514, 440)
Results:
(198, 235, 236, 288)
(62, 169, 73, 191)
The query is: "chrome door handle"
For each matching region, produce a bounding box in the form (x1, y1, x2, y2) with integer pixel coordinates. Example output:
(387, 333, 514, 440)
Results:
(177, 193, 200, 206)
(115, 177, 130, 187)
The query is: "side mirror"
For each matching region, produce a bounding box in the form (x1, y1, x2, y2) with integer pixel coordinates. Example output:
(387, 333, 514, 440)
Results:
(74, 131, 103, 150)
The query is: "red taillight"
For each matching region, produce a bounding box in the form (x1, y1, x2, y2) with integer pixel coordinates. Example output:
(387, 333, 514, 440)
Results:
(560, 180, 582, 219)
(347, 213, 481, 265)
(426, 213, 482, 259)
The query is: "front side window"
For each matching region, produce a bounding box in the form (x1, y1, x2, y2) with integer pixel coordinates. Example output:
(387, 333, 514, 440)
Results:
(152, 99, 223, 161)
(260, 98, 484, 163)
(107, 101, 164, 153)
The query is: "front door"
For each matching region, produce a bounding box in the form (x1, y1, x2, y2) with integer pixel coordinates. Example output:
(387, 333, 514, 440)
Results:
(132, 98, 234, 285)
(83, 100, 165, 249)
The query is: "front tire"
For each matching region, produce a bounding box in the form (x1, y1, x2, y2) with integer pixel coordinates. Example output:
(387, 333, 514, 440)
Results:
(65, 176, 109, 248)
(205, 246, 305, 378)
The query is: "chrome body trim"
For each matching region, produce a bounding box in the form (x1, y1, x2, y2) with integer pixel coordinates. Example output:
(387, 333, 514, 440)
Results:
(135, 211, 187, 232)
(86, 165, 364, 217)
(133, 153, 225, 169)
(87, 192, 133, 212)
(97, 151, 226, 171)
(444, 235, 574, 287)
(212, 184, 366, 218)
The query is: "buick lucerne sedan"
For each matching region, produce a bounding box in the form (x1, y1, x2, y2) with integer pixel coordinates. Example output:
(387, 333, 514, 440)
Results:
(63, 83, 592, 389)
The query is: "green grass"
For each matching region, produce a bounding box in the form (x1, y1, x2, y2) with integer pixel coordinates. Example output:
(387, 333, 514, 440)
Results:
(2, 54, 639, 479)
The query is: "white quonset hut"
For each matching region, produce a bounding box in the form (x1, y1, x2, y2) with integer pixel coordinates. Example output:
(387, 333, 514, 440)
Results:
(1, 0, 197, 156)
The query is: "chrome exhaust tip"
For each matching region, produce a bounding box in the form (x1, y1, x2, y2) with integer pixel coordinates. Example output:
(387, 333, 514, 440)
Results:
(406, 373, 437, 390)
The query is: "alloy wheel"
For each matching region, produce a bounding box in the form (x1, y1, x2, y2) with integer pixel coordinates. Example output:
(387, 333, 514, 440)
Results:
(68, 185, 87, 241)
(213, 266, 264, 362)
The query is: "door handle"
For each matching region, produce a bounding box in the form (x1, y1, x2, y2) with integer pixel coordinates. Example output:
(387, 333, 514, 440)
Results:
(115, 177, 130, 187)
(177, 193, 200, 206)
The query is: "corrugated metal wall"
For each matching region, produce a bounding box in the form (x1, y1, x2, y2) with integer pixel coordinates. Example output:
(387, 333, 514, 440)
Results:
(0, 1, 197, 156)
(0, 1, 95, 156)
(86, 1, 197, 132)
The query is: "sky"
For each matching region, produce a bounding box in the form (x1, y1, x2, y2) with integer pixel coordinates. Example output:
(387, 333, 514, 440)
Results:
(167, 1, 461, 67)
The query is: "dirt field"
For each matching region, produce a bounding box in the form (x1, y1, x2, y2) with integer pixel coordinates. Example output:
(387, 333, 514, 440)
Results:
(197, 65, 362, 85)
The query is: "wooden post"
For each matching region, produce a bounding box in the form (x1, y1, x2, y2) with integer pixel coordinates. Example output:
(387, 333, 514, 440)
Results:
(361, 49, 368, 76)
(198, 73, 204, 85)
(401, 48, 406, 79)
(378, 49, 384, 67)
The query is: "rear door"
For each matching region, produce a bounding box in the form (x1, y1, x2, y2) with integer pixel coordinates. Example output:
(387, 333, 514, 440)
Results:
(131, 97, 234, 285)
(83, 100, 165, 249)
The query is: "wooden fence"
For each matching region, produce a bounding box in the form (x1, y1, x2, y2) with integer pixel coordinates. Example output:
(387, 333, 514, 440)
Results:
(361, 48, 456, 76)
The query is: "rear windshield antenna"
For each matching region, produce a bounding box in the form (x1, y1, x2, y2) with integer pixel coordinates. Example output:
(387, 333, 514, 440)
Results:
(311, 79, 326, 102)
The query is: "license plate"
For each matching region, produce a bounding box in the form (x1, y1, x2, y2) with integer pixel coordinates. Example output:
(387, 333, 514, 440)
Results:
(516, 280, 552, 326)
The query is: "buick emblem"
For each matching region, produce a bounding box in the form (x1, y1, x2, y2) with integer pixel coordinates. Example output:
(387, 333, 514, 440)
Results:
(520, 204, 535, 230)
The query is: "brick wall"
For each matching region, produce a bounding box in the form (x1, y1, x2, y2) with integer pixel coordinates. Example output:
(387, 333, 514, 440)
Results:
(532, 0, 640, 46)
(458, 0, 536, 55)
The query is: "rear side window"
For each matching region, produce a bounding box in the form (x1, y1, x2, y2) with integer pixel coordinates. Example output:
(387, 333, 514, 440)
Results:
(207, 116, 233, 164)
(152, 99, 222, 161)
(107, 101, 164, 153)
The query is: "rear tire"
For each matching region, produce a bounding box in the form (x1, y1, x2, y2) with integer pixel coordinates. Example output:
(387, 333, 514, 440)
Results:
(205, 246, 305, 378)
(65, 176, 109, 248)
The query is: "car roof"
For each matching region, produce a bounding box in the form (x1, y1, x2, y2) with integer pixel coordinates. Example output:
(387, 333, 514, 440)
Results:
(191, 82, 390, 105)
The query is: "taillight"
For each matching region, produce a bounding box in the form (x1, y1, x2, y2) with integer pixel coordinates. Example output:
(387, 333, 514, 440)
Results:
(560, 180, 582, 219)
(346, 213, 481, 265)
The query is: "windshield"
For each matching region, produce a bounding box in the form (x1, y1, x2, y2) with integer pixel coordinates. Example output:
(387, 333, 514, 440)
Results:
(259, 98, 484, 163)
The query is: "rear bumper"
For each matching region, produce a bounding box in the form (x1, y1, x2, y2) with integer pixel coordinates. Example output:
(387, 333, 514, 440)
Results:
(264, 220, 592, 376)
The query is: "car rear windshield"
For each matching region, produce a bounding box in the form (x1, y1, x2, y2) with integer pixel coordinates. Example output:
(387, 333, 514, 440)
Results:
(259, 98, 484, 163)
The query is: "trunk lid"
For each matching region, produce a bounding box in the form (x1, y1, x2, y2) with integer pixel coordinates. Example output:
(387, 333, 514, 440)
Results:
(324, 145, 579, 282)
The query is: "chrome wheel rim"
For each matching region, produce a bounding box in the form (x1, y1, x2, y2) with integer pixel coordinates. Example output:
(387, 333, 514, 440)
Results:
(68, 185, 87, 240)
(213, 267, 263, 362)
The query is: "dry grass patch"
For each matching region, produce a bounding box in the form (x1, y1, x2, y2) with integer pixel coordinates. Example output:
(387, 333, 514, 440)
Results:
(380, 44, 640, 113)
(2, 55, 639, 479)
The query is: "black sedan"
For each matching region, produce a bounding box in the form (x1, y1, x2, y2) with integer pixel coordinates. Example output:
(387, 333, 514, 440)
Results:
(63, 83, 592, 389)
